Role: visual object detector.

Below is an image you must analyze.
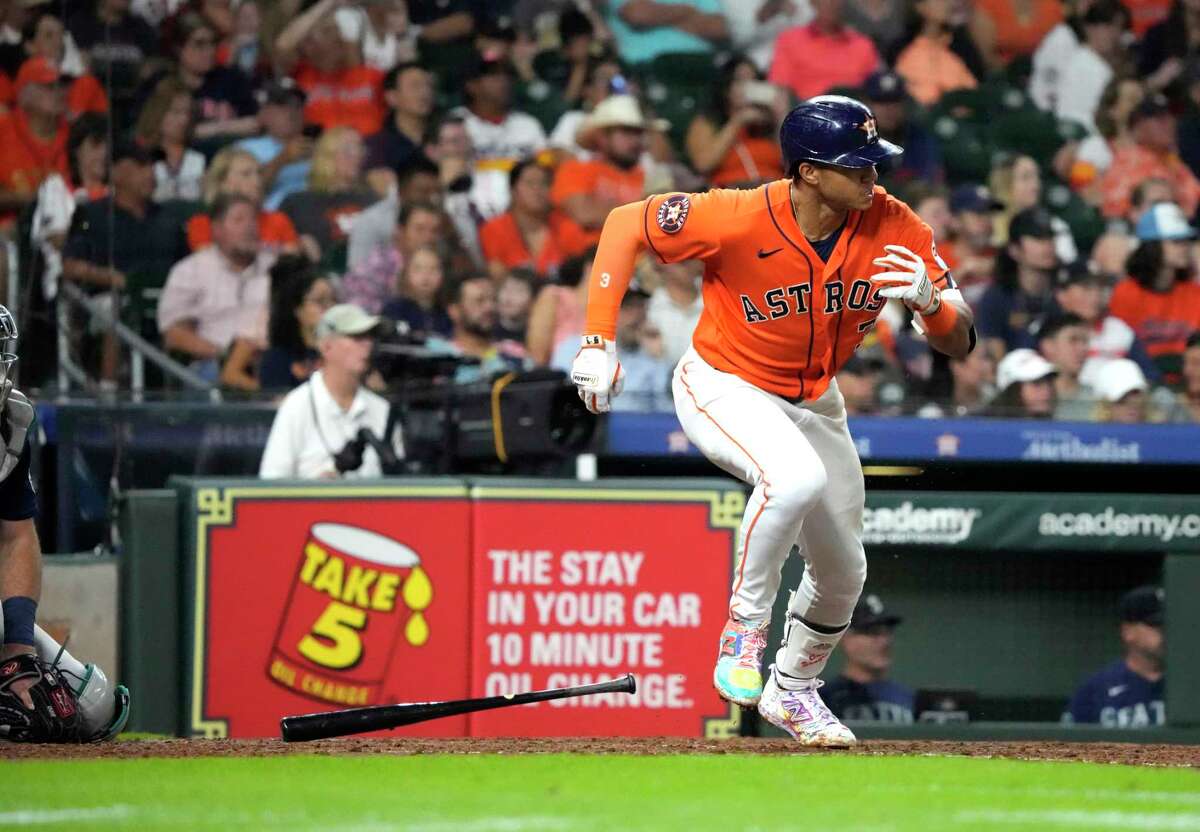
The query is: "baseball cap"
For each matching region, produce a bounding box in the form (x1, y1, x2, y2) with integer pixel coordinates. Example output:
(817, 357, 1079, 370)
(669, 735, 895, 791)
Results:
(257, 79, 306, 108)
(995, 348, 1057, 391)
(850, 594, 902, 631)
(863, 70, 906, 104)
(1093, 357, 1148, 402)
(950, 184, 1002, 214)
(14, 57, 61, 98)
(1135, 202, 1196, 241)
(1008, 206, 1056, 242)
(476, 15, 517, 42)
(316, 304, 382, 339)
(1119, 585, 1164, 626)
(1053, 259, 1103, 289)
(464, 49, 516, 81)
(1129, 92, 1171, 127)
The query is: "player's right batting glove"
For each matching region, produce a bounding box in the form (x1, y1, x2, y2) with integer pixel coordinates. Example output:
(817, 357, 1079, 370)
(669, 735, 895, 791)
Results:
(570, 335, 625, 414)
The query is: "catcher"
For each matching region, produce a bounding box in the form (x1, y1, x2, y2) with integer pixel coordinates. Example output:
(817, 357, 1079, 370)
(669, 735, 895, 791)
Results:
(0, 304, 130, 742)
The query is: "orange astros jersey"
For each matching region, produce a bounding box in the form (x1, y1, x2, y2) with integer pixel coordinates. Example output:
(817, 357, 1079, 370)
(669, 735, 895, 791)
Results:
(587, 180, 952, 400)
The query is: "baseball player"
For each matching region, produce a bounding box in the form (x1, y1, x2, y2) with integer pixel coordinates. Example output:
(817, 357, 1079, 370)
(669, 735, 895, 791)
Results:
(1064, 585, 1166, 727)
(0, 305, 130, 742)
(571, 96, 975, 746)
(818, 594, 915, 724)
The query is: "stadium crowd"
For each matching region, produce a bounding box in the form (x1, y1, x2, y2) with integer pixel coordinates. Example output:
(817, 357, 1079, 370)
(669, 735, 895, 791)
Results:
(3, 0, 1200, 423)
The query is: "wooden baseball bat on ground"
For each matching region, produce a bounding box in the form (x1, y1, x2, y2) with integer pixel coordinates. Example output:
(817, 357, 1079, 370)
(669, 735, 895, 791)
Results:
(280, 674, 637, 742)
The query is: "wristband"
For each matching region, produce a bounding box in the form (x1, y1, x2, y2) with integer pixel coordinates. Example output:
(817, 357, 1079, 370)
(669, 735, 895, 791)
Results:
(919, 298, 959, 336)
(2, 596, 37, 646)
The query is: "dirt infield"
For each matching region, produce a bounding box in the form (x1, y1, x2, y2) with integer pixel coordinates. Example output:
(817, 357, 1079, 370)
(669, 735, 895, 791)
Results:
(4, 737, 1199, 766)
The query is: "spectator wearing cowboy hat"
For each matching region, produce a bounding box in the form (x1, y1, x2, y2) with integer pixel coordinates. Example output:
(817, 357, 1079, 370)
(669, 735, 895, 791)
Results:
(551, 93, 667, 246)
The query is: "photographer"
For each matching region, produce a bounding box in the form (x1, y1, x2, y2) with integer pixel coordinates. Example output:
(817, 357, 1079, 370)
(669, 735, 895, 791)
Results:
(259, 303, 404, 479)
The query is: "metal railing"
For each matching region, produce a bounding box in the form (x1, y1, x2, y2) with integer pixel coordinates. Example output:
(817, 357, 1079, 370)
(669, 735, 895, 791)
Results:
(56, 282, 220, 401)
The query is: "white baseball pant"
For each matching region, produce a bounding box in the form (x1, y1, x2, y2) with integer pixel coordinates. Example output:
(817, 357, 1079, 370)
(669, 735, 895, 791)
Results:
(672, 347, 867, 678)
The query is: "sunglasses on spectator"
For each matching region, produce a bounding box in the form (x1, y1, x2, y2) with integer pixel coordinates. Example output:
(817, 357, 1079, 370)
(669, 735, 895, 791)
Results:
(188, 36, 217, 48)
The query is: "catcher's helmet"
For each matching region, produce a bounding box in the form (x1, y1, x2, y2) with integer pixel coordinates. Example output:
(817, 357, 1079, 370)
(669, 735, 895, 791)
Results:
(780, 95, 903, 174)
(0, 304, 15, 413)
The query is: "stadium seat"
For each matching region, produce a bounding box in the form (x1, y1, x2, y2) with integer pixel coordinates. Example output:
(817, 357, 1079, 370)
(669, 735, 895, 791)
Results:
(992, 107, 1066, 169)
(1043, 178, 1105, 255)
(931, 116, 995, 185)
(644, 52, 719, 89)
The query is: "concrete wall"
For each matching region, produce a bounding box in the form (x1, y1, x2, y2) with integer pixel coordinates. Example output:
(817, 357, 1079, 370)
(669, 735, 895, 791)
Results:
(39, 555, 119, 681)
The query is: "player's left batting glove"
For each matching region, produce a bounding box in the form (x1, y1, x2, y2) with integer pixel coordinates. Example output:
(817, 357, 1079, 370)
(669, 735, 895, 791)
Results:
(869, 244, 941, 316)
(570, 335, 625, 414)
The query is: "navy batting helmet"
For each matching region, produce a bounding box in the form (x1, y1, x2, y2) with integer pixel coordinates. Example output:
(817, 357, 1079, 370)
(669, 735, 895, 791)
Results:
(780, 95, 903, 174)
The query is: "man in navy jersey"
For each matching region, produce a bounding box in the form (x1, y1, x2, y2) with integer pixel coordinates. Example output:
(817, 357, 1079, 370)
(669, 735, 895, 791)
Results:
(1064, 585, 1166, 728)
(819, 594, 915, 723)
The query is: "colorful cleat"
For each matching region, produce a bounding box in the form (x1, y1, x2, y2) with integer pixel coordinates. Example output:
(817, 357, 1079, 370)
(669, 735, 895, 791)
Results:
(713, 618, 770, 706)
(757, 667, 857, 747)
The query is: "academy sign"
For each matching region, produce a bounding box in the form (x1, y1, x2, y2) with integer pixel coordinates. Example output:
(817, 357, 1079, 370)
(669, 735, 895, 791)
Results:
(862, 501, 981, 545)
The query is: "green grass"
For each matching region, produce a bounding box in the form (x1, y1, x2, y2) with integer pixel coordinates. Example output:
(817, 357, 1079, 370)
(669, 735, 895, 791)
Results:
(3, 754, 1199, 831)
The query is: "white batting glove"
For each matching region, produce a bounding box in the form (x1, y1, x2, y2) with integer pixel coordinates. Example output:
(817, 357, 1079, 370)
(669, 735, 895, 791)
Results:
(870, 244, 941, 315)
(570, 335, 626, 414)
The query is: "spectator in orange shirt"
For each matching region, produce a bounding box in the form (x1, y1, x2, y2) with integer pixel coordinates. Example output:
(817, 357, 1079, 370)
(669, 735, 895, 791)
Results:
(971, 0, 1063, 71)
(8, 9, 108, 120)
(1110, 202, 1200, 382)
(480, 159, 588, 283)
(768, 0, 880, 101)
(1100, 94, 1200, 219)
(275, 0, 384, 136)
(685, 56, 785, 190)
(552, 95, 659, 245)
(894, 0, 978, 106)
(186, 147, 300, 256)
(0, 57, 69, 225)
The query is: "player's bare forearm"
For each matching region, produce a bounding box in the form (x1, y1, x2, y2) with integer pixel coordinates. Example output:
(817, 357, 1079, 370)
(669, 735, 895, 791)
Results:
(583, 200, 648, 339)
(925, 299, 974, 360)
(0, 519, 42, 604)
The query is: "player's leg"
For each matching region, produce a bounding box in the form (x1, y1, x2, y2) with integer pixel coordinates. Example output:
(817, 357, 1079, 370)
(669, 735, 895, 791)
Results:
(758, 382, 865, 746)
(673, 351, 829, 706)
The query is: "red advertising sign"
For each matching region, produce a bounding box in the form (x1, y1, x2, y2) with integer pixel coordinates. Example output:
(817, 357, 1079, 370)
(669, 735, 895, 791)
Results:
(468, 485, 744, 737)
(189, 485, 472, 738)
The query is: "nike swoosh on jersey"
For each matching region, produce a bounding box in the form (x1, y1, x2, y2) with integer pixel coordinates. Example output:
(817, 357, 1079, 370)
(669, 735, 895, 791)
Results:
(757, 247, 783, 259)
(1108, 685, 1127, 697)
